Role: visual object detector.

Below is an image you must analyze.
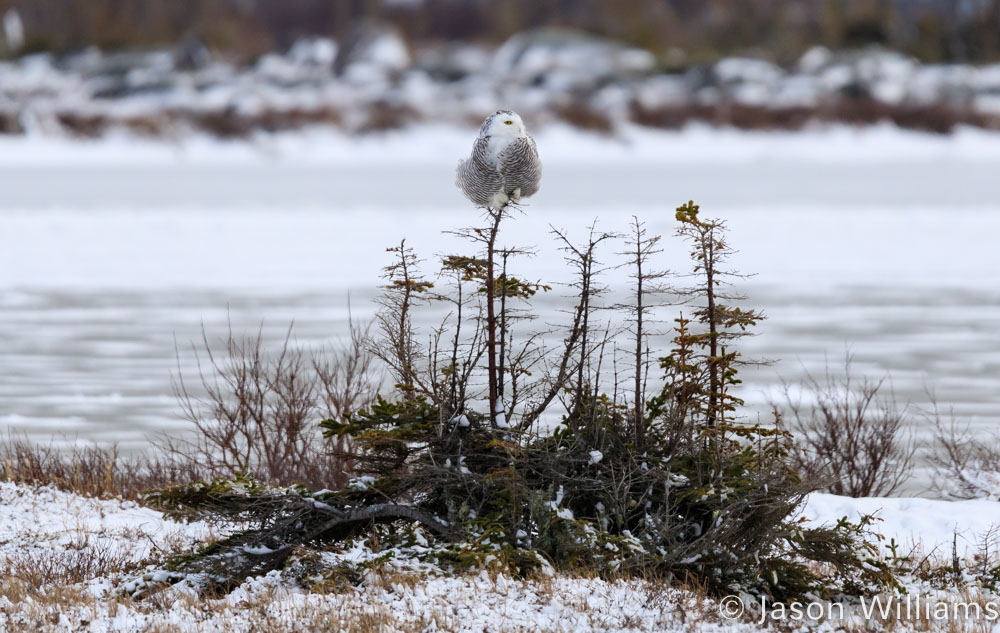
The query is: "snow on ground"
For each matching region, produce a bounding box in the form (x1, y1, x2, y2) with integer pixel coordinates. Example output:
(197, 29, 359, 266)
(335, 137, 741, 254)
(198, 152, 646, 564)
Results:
(3, 570, 770, 633)
(0, 483, 770, 633)
(802, 493, 1000, 559)
(0, 481, 217, 567)
(3, 482, 1000, 632)
(3, 122, 1000, 168)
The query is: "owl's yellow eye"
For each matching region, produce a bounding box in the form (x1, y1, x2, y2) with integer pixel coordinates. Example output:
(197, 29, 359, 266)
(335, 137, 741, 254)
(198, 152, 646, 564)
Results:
(504, 120, 513, 125)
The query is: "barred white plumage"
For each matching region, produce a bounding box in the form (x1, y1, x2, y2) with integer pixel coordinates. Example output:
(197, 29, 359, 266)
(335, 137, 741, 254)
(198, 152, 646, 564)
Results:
(456, 110, 541, 210)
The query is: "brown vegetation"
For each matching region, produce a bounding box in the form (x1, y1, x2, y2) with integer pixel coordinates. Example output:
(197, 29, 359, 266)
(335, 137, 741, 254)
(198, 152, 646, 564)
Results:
(7, 0, 1000, 65)
(45, 106, 347, 140)
(777, 357, 916, 498)
(0, 435, 194, 499)
(165, 320, 379, 491)
(1, 317, 378, 498)
(629, 99, 1000, 135)
(551, 103, 615, 135)
(29, 98, 1000, 140)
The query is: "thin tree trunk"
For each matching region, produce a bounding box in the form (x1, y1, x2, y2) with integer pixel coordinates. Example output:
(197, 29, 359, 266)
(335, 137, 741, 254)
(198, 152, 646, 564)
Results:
(572, 253, 591, 422)
(486, 211, 502, 425)
(450, 279, 463, 413)
(704, 236, 717, 427)
(634, 253, 645, 445)
(498, 251, 509, 402)
(398, 239, 414, 397)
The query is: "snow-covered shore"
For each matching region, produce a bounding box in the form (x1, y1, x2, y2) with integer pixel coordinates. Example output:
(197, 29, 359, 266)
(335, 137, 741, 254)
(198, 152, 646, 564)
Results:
(3, 32, 1000, 139)
(3, 481, 1000, 632)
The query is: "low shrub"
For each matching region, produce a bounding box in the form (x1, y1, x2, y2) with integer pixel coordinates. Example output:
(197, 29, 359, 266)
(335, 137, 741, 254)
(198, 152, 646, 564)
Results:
(778, 357, 916, 498)
(141, 202, 896, 603)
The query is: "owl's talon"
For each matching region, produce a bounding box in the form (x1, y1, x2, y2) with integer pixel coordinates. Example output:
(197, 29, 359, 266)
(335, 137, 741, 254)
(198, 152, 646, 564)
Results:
(490, 191, 510, 210)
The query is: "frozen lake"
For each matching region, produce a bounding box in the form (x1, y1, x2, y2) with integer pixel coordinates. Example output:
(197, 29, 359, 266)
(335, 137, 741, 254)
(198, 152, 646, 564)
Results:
(2, 124, 999, 493)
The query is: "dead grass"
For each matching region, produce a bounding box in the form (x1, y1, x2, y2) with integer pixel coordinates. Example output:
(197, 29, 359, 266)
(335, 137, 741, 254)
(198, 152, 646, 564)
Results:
(0, 434, 201, 500)
(49, 106, 345, 139)
(629, 98, 1000, 134)
(5, 550, 1000, 633)
(0, 110, 23, 134)
(0, 580, 408, 633)
(357, 102, 419, 134)
(1, 545, 139, 590)
(6, 97, 995, 141)
(0, 583, 91, 630)
(0, 522, 204, 606)
(54, 112, 108, 138)
(848, 587, 1000, 633)
(552, 103, 615, 134)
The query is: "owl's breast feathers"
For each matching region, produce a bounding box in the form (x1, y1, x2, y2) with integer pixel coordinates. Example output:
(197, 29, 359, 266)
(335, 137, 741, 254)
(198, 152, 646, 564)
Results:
(456, 134, 541, 208)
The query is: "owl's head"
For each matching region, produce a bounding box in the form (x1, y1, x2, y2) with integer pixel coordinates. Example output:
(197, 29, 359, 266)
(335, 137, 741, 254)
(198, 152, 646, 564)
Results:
(479, 110, 527, 139)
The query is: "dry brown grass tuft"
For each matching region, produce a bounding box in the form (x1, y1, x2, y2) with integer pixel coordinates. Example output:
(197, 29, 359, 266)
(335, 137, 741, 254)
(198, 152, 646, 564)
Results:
(1, 545, 139, 590)
(51, 106, 345, 140)
(0, 110, 24, 134)
(54, 112, 109, 137)
(357, 102, 419, 133)
(0, 434, 200, 500)
(628, 98, 1000, 135)
(552, 103, 615, 134)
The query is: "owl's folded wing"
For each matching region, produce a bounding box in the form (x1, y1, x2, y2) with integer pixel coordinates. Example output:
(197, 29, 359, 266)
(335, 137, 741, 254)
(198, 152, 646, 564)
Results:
(456, 137, 504, 207)
(499, 136, 542, 198)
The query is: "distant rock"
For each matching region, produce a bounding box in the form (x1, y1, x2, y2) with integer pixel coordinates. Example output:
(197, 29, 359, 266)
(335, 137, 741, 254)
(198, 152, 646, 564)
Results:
(174, 37, 211, 71)
(492, 29, 656, 92)
(288, 38, 338, 68)
(418, 44, 490, 81)
(334, 22, 410, 79)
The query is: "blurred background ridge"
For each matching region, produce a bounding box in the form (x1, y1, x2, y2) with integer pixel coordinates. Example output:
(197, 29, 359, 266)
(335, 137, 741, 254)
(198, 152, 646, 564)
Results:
(3, 1, 1000, 137)
(5, 1, 1000, 64)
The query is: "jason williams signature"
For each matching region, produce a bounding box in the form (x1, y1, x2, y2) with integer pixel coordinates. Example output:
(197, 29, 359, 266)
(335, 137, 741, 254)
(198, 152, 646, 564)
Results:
(722, 595, 1000, 623)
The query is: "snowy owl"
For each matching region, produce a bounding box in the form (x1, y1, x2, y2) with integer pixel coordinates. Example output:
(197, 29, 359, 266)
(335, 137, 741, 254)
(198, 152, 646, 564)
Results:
(456, 110, 541, 210)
